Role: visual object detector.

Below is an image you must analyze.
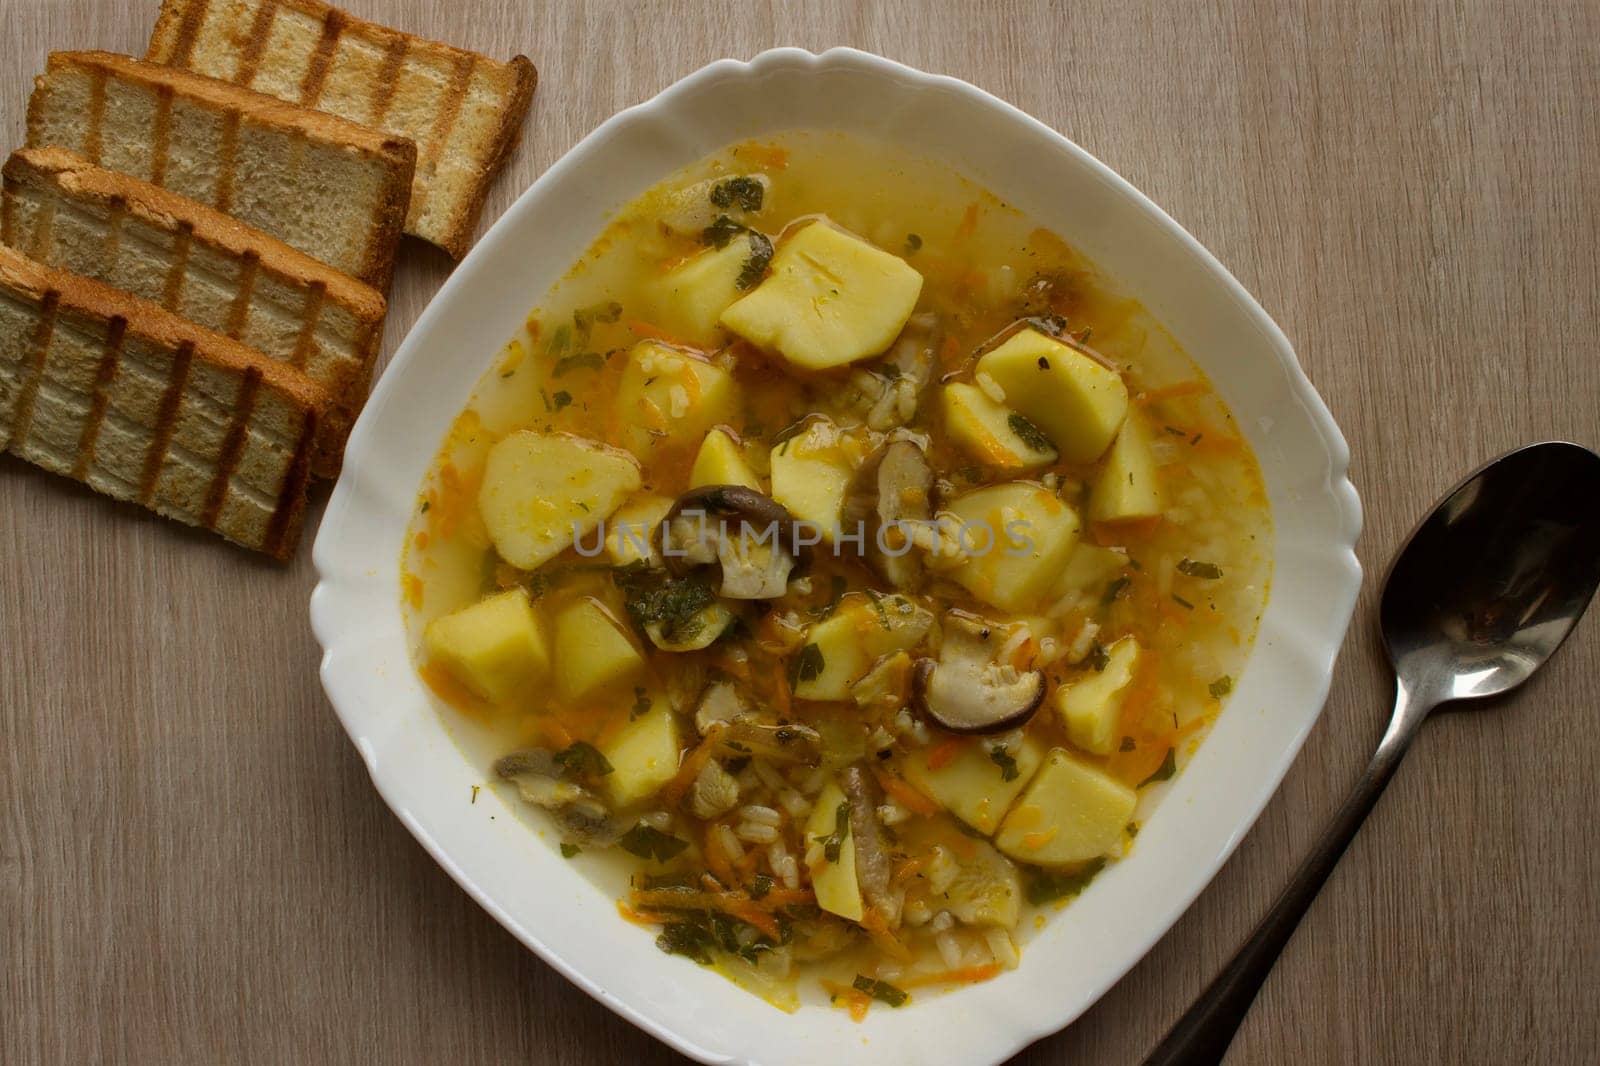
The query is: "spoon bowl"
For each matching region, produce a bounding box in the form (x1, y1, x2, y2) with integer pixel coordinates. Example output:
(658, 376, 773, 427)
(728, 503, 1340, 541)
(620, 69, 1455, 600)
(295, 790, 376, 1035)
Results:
(1381, 441, 1600, 706)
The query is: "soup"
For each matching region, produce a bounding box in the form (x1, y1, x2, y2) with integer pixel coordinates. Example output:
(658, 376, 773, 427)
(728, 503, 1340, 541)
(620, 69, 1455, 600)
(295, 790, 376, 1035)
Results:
(402, 132, 1271, 1014)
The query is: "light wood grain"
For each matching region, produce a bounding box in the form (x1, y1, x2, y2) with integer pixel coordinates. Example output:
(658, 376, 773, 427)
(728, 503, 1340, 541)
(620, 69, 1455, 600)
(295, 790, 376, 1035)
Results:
(3, 1, 1597, 1063)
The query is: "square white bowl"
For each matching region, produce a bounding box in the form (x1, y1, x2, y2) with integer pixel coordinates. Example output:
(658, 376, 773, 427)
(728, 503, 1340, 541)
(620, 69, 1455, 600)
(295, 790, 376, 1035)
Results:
(311, 47, 1362, 1066)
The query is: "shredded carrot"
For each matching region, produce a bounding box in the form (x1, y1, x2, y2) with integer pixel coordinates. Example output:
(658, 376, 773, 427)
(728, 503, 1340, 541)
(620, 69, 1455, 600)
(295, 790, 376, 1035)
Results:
(898, 963, 1001, 989)
(874, 770, 940, 818)
(631, 889, 781, 939)
(860, 908, 914, 962)
(820, 979, 872, 1021)
(925, 736, 969, 770)
(956, 201, 980, 239)
(627, 319, 693, 347)
(658, 725, 723, 808)
(1137, 380, 1207, 403)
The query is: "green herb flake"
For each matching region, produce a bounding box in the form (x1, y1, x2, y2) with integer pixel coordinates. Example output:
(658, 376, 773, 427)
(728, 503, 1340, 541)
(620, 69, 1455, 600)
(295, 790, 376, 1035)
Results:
(702, 214, 745, 249)
(1007, 412, 1054, 454)
(1086, 641, 1110, 672)
(1171, 593, 1195, 610)
(631, 686, 652, 719)
(552, 390, 573, 411)
(656, 921, 715, 964)
(904, 233, 923, 254)
(1164, 424, 1187, 437)
(862, 588, 892, 629)
(790, 643, 826, 687)
(560, 842, 580, 859)
(1208, 675, 1234, 700)
(1024, 858, 1105, 906)
(1126, 822, 1140, 838)
(419, 500, 430, 514)
(749, 873, 774, 900)
(619, 823, 690, 862)
(709, 176, 765, 212)
(615, 566, 718, 641)
(989, 746, 1021, 782)
(1139, 748, 1178, 788)
(736, 230, 774, 290)
(1177, 558, 1224, 580)
(821, 801, 850, 863)
(1119, 736, 1137, 752)
(553, 741, 614, 779)
(553, 351, 605, 377)
(1101, 575, 1131, 606)
(852, 974, 909, 1007)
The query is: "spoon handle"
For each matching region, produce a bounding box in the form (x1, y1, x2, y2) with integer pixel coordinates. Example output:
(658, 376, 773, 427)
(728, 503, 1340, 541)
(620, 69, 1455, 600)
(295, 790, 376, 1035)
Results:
(1141, 681, 1432, 1066)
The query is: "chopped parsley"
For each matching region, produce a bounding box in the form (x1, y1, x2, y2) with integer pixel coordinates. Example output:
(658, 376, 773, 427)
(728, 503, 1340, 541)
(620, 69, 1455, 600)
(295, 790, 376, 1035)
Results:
(1139, 748, 1178, 788)
(702, 213, 746, 249)
(615, 565, 718, 641)
(903, 233, 922, 254)
(656, 921, 715, 964)
(1177, 558, 1224, 580)
(553, 741, 613, 779)
(560, 842, 580, 859)
(1209, 675, 1234, 699)
(790, 643, 826, 687)
(748, 873, 774, 900)
(552, 351, 605, 377)
(736, 230, 774, 290)
(619, 823, 690, 862)
(1171, 593, 1195, 610)
(1024, 858, 1105, 905)
(820, 801, 850, 863)
(1086, 641, 1110, 672)
(631, 686, 652, 719)
(1007, 412, 1054, 453)
(1101, 575, 1131, 606)
(852, 974, 909, 1007)
(552, 390, 573, 411)
(989, 746, 1021, 782)
(1119, 736, 1137, 752)
(862, 588, 892, 629)
(709, 176, 764, 211)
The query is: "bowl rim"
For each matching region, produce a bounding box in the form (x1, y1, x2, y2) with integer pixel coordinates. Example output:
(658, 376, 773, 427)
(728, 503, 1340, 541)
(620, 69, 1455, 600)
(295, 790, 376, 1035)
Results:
(311, 45, 1363, 1065)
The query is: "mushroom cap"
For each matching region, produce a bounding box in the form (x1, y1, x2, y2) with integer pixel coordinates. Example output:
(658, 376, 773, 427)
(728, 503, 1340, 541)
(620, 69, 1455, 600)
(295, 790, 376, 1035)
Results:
(911, 612, 1047, 734)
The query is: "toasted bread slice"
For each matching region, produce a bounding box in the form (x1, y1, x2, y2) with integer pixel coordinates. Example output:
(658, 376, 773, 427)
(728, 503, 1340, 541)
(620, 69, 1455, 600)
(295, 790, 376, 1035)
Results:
(146, 0, 536, 258)
(25, 51, 416, 289)
(3, 146, 384, 469)
(0, 245, 326, 559)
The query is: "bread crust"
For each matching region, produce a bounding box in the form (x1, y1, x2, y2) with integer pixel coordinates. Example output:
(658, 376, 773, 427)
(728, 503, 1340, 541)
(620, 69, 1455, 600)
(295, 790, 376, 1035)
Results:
(27, 51, 416, 289)
(146, 0, 536, 257)
(3, 145, 385, 471)
(0, 244, 329, 559)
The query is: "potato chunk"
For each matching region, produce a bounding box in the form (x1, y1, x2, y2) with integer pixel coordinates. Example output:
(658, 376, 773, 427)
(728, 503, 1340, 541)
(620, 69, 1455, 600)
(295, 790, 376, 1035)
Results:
(976, 329, 1128, 462)
(613, 341, 739, 456)
(601, 697, 681, 807)
(793, 593, 932, 701)
(552, 597, 646, 700)
(603, 493, 673, 566)
(940, 382, 1058, 470)
(1053, 544, 1129, 600)
(995, 749, 1136, 866)
(1089, 414, 1164, 523)
(423, 588, 549, 706)
(719, 221, 923, 370)
(943, 482, 1081, 611)
(646, 235, 763, 347)
(479, 431, 641, 571)
(804, 781, 863, 921)
(768, 421, 855, 539)
(689, 428, 761, 491)
(904, 736, 1044, 835)
(1057, 637, 1141, 755)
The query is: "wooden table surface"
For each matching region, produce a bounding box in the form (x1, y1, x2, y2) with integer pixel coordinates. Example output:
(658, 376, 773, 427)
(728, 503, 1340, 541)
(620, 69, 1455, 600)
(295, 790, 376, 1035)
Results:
(4, 1, 1597, 1063)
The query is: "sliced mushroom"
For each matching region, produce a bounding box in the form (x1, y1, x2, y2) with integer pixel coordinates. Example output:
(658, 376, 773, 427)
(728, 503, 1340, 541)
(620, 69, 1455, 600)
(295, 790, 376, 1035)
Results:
(840, 440, 934, 590)
(694, 678, 754, 736)
(662, 485, 810, 600)
(494, 749, 629, 848)
(840, 763, 898, 922)
(864, 313, 941, 430)
(911, 612, 1046, 734)
(688, 759, 743, 819)
(712, 721, 823, 766)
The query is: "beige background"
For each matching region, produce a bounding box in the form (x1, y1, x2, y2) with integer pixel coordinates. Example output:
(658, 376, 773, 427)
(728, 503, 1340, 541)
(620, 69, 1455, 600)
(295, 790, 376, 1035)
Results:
(3, 1, 1597, 1063)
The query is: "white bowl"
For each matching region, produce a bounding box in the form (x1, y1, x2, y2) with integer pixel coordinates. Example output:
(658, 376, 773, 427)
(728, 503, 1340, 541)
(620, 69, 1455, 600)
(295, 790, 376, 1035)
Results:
(311, 47, 1362, 1066)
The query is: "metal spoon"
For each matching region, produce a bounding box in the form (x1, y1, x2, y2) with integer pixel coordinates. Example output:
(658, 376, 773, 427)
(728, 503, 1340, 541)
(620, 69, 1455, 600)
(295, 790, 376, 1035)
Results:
(1143, 440, 1600, 1066)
